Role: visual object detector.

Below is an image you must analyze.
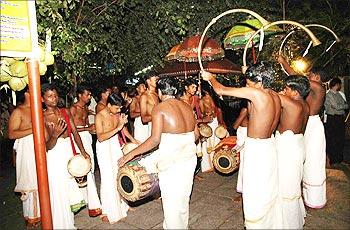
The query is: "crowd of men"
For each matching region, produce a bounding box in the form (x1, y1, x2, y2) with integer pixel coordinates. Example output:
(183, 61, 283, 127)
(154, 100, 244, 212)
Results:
(8, 55, 349, 229)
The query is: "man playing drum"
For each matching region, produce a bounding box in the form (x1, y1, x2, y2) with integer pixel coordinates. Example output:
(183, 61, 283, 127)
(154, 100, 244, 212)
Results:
(95, 93, 131, 223)
(202, 62, 283, 229)
(275, 75, 310, 228)
(43, 83, 90, 229)
(70, 84, 102, 217)
(8, 87, 40, 227)
(278, 55, 328, 209)
(118, 77, 200, 229)
(199, 83, 225, 172)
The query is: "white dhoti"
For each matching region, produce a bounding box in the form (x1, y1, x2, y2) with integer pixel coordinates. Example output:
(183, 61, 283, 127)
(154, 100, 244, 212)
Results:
(14, 134, 40, 223)
(153, 132, 197, 229)
(242, 136, 283, 229)
(75, 128, 102, 216)
(47, 138, 85, 229)
(133, 117, 150, 143)
(236, 126, 247, 193)
(200, 140, 213, 172)
(96, 135, 129, 223)
(201, 118, 220, 172)
(276, 130, 306, 229)
(303, 115, 327, 208)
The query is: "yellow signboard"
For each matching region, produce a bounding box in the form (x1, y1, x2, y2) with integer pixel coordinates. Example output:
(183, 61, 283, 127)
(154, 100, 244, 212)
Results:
(0, 0, 38, 57)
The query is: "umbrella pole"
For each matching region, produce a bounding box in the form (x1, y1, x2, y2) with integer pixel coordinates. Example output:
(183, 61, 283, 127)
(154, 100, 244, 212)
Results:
(251, 40, 257, 64)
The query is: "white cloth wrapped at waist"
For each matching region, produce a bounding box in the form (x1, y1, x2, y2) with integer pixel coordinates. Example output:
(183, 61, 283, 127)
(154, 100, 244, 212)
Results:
(139, 131, 196, 173)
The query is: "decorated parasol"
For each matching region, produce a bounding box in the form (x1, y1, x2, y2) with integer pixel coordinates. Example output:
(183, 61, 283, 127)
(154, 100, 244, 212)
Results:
(224, 19, 283, 50)
(156, 58, 241, 78)
(175, 35, 224, 62)
(165, 44, 181, 61)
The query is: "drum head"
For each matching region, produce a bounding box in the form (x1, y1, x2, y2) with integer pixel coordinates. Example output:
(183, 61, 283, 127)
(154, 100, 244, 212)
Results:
(117, 165, 142, 202)
(212, 149, 238, 174)
(67, 155, 91, 177)
(215, 125, 228, 139)
(122, 143, 139, 155)
(199, 124, 213, 138)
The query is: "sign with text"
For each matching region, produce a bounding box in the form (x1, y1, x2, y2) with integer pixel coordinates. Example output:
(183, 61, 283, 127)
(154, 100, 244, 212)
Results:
(0, 0, 38, 58)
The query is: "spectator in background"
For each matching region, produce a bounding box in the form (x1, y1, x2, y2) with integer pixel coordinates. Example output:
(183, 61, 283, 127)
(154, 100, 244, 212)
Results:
(324, 77, 349, 166)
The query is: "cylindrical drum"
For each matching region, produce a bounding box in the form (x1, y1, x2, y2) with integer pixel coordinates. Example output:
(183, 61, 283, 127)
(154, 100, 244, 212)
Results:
(212, 148, 238, 174)
(117, 159, 159, 202)
(67, 154, 92, 187)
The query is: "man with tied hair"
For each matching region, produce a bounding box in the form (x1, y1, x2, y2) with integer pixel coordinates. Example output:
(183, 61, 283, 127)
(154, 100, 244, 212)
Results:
(202, 62, 283, 229)
(95, 93, 133, 223)
(275, 75, 310, 228)
(42, 83, 90, 229)
(118, 77, 199, 229)
(70, 84, 102, 217)
(278, 56, 328, 209)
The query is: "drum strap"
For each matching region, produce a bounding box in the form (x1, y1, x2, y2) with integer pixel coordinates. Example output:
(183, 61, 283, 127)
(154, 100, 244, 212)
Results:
(60, 108, 78, 156)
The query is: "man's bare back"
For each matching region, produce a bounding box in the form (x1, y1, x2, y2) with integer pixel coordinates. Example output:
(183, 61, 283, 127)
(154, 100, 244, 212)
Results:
(246, 89, 280, 138)
(140, 90, 158, 124)
(278, 95, 309, 134)
(154, 98, 196, 134)
(306, 80, 325, 115)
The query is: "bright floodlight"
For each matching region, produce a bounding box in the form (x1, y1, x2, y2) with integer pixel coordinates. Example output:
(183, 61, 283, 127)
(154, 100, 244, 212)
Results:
(291, 58, 308, 74)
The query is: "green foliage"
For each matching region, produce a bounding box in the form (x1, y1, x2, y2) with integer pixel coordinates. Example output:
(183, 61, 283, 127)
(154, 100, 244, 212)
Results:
(33, 0, 349, 93)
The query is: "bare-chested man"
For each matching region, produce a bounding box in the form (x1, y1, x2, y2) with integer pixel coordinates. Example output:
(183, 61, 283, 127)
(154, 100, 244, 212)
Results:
(8, 87, 40, 227)
(278, 55, 328, 209)
(130, 80, 148, 142)
(95, 93, 131, 223)
(202, 62, 282, 229)
(95, 85, 111, 114)
(118, 78, 199, 229)
(180, 78, 201, 117)
(42, 83, 90, 229)
(70, 84, 102, 217)
(140, 74, 159, 137)
(199, 83, 225, 172)
(275, 75, 310, 228)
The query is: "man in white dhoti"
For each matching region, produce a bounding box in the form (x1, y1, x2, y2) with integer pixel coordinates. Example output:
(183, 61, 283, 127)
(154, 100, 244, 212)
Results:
(130, 80, 148, 142)
(8, 87, 40, 227)
(202, 62, 283, 229)
(278, 56, 328, 209)
(233, 106, 248, 193)
(199, 84, 225, 172)
(95, 93, 131, 223)
(70, 84, 102, 217)
(276, 75, 310, 228)
(43, 84, 90, 229)
(140, 73, 159, 138)
(119, 78, 199, 229)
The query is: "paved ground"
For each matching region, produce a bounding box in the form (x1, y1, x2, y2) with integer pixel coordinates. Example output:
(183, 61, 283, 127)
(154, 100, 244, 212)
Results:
(1, 158, 350, 229)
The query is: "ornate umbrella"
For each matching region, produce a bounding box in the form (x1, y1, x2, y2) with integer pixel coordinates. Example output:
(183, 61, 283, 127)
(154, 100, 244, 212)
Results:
(156, 58, 241, 78)
(224, 19, 283, 50)
(175, 35, 225, 62)
(165, 44, 181, 61)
